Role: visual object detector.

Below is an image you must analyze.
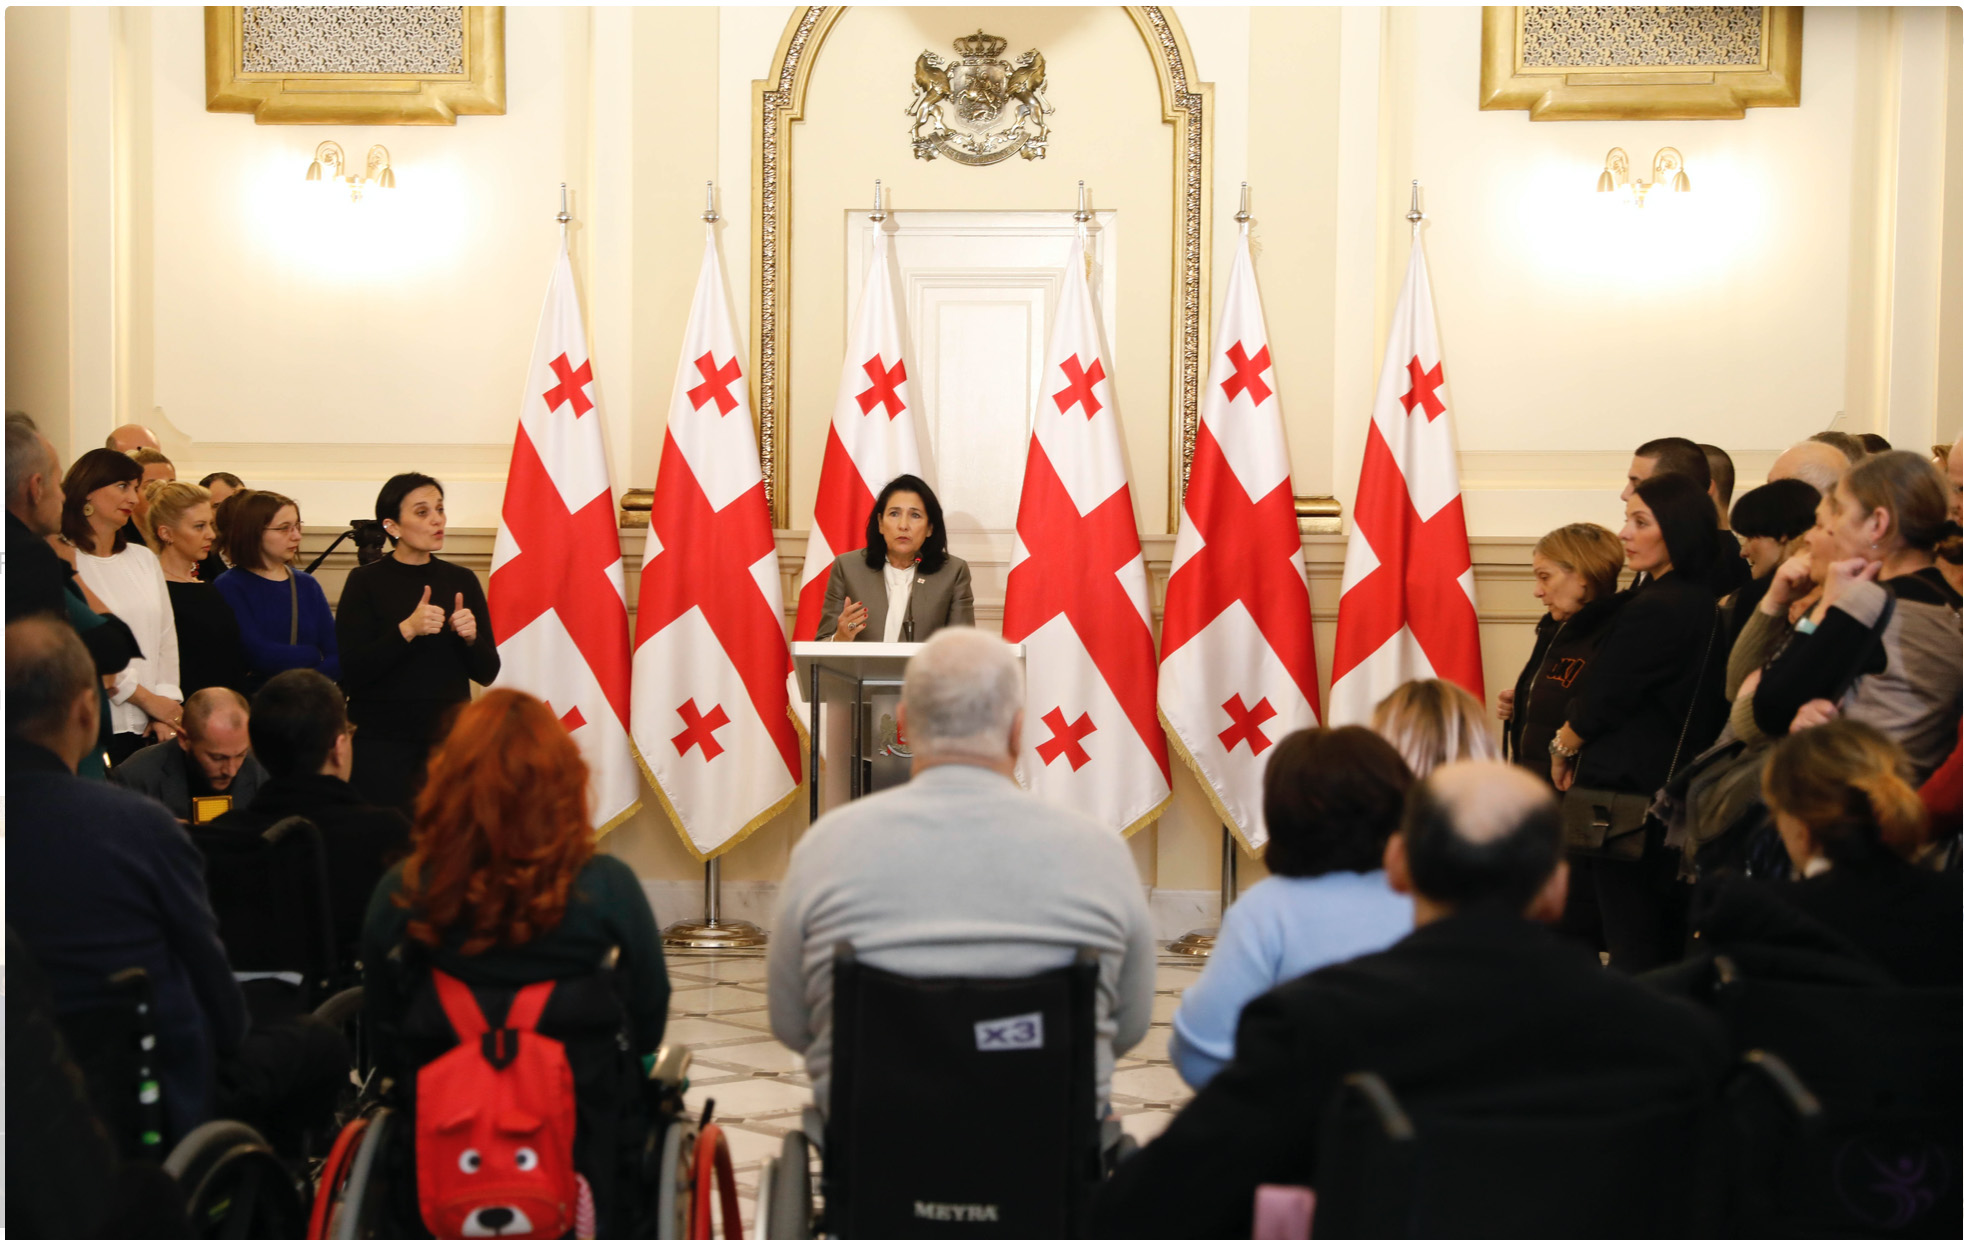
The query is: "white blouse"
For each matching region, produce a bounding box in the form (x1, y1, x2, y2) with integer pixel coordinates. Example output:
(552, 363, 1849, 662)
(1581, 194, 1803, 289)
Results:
(882, 559, 917, 643)
(74, 541, 182, 735)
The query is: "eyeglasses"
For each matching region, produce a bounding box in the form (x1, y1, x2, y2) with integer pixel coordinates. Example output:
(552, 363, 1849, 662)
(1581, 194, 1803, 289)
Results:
(267, 522, 303, 535)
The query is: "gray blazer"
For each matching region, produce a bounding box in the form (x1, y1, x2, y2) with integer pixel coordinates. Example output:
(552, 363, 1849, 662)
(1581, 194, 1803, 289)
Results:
(107, 740, 269, 822)
(816, 552, 974, 643)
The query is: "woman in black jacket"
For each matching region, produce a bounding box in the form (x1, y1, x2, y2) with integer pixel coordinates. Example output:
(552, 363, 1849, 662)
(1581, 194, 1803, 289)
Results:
(1548, 473, 1729, 970)
(1501, 522, 1625, 781)
(334, 473, 499, 813)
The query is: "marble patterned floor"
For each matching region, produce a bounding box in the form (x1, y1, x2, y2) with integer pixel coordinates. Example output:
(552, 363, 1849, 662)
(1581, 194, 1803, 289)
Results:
(665, 947, 1203, 1236)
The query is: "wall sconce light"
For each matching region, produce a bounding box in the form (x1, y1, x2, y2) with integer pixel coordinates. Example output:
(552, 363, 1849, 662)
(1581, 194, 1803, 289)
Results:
(1596, 147, 1689, 208)
(305, 141, 395, 203)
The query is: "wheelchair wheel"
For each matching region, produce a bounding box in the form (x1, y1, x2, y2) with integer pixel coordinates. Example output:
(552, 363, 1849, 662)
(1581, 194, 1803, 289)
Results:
(655, 1116, 698, 1240)
(765, 1130, 812, 1240)
(327, 1106, 395, 1240)
(164, 1119, 307, 1238)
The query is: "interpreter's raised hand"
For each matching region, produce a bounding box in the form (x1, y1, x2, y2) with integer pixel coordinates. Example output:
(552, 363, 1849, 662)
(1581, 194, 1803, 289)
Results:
(832, 597, 869, 643)
(1496, 688, 1515, 722)
(1790, 698, 1839, 731)
(400, 584, 446, 641)
(1763, 551, 1814, 611)
(1821, 556, 1881, 611)
(449, 592, 478, 645)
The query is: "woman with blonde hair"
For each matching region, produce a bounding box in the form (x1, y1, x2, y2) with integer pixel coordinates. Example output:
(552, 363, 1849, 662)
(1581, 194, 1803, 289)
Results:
(1692, 720, 1956, 987)
(1371, 678, 1498, 778)
(142, 480, 250, 696)
(1500, 523, 1624, 782)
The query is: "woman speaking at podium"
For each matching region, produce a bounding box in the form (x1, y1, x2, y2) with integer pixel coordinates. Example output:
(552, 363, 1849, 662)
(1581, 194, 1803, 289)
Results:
(819, 474, 974, 643)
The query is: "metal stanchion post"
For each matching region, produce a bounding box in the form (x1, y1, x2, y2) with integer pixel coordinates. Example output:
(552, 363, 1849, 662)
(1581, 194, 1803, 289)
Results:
(661, 856, 768, 949)
(1167, 827, 1238, 958)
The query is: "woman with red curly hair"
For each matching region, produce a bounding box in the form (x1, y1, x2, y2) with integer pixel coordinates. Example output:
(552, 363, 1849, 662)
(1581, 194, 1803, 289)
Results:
(359, 689, 669, 1079)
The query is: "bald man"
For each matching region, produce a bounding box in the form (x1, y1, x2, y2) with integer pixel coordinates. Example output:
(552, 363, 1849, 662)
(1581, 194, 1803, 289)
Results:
(109, 687, 267, 821)
(1092, 762, 1729, 1240)
(106, 423, 161, 454)
(1767, 439, 1849, 496)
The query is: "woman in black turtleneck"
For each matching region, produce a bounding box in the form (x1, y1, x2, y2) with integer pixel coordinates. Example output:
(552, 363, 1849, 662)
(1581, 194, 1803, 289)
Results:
(335, 473, 499, 813)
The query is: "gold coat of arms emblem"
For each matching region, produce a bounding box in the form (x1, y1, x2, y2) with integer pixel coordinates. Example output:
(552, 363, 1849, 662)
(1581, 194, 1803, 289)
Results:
(909, 30, 1051, 166)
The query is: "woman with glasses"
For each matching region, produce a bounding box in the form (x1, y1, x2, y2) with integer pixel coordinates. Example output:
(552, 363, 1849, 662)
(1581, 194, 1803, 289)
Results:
(212, 490, 340, 690)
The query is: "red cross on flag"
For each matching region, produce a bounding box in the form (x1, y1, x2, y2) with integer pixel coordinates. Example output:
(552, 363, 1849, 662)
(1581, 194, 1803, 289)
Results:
(1158, 229, 1319, 852)
(792, 226, 923, 641)
(632, 229, 802, 859)
(488, 247, 641, 830)
(1328, 237, 1484, 725)
(1002, 234, 1170, 834)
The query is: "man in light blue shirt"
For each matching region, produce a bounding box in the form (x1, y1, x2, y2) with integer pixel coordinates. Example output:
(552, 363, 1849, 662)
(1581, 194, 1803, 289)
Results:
(768, 628, 1157, 1117)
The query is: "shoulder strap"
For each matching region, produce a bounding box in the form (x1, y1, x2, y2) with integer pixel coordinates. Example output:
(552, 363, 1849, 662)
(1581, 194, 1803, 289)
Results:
(1663, 604, 1722, 787)
(431, 970, 489, 1040)
(504, 980, 555, 1032)
(287, 571, 300, 645)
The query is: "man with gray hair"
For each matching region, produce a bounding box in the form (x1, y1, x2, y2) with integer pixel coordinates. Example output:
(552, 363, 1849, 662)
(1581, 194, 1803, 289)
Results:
(1092, 762, 1729, 1240)
(110, 687, 268, 821)
(768, 627, 1157, 1119)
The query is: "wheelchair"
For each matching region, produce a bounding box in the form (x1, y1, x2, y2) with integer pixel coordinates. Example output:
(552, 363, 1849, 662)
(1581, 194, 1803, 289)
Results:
(757, 943, 1125, 1240)
(56, 965, 309, 1238)
(306, 947, 736, 1240)
(188, 814, 343, 1022)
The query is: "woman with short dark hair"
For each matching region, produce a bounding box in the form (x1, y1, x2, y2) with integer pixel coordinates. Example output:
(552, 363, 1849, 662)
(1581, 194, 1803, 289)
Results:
(61, 448, 183, 763)
(816, 474, 974, 642)
(211, 490, 339, 688)
(1548, 472, 1728, 971)
(1168, 727, 1414, 1088)
(333, 473, 499, 812)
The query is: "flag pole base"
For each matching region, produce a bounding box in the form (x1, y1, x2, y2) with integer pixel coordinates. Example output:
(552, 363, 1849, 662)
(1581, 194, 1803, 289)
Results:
(1164, 828, 1240, 959)
(660, 918, 769, 950)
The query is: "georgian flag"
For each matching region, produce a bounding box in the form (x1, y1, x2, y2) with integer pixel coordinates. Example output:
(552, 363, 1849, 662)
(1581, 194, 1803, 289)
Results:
(1158, 228, 1319, 852)
(1328, 236, 1484, 724)
(792, 226, 923, 640)
(1002, 233, 1170, 834)
(489, 246, 641, 830)
(632, 228, 802, 859)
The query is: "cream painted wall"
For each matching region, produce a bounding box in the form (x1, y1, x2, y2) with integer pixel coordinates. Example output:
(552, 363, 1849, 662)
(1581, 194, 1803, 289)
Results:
(7, 6, 1960, 909)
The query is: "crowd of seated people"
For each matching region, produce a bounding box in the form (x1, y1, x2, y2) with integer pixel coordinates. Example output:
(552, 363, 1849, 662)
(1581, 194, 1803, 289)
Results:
(6, 414, 1958, 1236)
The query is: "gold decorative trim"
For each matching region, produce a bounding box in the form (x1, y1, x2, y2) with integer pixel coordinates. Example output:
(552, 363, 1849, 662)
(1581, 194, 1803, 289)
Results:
(205, 6, 506, 125)
(634, 715, 807, 862)
(752, 6, 1211, 529)
(1161, 708, 1265, 858)
(1480, 6, 1801, 120)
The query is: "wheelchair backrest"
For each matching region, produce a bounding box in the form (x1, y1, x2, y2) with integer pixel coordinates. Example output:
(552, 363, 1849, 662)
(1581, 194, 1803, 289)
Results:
(188, 815, 337, 1005)
(825, 943, 1100, 1239)
(54, 967, 168, 1160)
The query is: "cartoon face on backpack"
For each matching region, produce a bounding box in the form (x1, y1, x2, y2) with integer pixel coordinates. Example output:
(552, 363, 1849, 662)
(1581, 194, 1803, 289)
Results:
(416, 974, 580, 1240)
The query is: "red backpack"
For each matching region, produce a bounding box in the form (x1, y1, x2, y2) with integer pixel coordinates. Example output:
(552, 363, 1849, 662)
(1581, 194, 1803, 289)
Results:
(416, 972, 580, 1240)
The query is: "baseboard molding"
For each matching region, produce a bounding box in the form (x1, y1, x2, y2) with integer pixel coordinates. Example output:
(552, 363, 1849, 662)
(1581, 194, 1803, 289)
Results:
(642, 880, 1225, 944)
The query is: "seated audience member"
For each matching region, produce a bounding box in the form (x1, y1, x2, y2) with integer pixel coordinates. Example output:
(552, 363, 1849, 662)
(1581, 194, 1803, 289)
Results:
(1767, 438, 1851, 496)
(1750, 451, 1962, 782)
(195, 472, 243, 585)
(1699, 442, 1736, 530)
(1691, 721, 1958, 988)
(1372, 677, 1499, 777)
(126, 448, 175, 533)
(1170, 727, 1414, 1089)
(1727, 514, 1836, 709)
(768, 627, 1156, 1118)
(1724, 478, 1824, 646)
(108, 687, 266, 822)
(1622, 436, 1748, 596)
(213, 490, 340, 688)
(361, 689, 668, 1083)
(62, 447, 183, 765)
(105, 424, 161, 454)
(1811, 429, 1870, 464)
(1090, 763, 1730, 1240)
(212, 670, 409, 973)
(144, 481, 251, 696)
(6, 616, 246, 1142)
(1500, 523, 1625, 781)
(1550, 473, 1729, 971)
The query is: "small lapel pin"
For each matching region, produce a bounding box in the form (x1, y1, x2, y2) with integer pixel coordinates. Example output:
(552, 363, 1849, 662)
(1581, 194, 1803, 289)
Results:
(917, 577, 927, 585)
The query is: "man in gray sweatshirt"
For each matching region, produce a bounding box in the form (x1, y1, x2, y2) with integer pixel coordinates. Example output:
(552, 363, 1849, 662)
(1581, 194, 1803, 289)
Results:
(768, 627, 1158, 1118)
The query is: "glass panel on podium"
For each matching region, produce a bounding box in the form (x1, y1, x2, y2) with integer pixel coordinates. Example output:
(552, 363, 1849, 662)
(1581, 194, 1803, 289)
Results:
(794, 642, 920, 823)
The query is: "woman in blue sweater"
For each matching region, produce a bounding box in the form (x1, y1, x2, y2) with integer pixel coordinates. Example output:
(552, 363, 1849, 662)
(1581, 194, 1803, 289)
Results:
(212, 490, 339, 689)
(1169, 726, 1415, 1089)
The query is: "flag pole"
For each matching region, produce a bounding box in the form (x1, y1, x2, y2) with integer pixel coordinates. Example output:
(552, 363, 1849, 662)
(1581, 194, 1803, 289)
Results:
(1407, 178, 1423, 237)
(659, 175, 771, 953)
(1167, 183, 1256, 962)
(556, 182, 570, 249)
